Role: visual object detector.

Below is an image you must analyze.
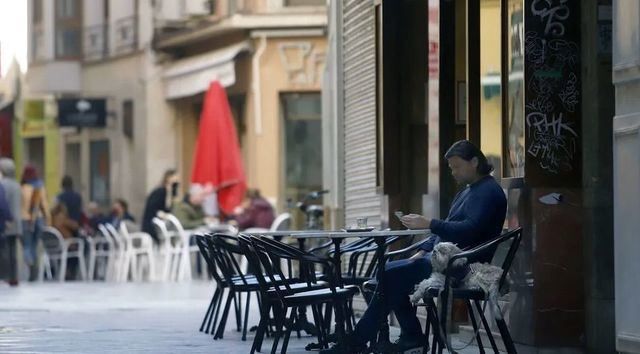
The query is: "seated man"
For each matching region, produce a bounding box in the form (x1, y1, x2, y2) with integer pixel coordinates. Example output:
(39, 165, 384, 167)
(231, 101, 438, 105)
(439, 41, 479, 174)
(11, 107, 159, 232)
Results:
(322, 140, 507, 353)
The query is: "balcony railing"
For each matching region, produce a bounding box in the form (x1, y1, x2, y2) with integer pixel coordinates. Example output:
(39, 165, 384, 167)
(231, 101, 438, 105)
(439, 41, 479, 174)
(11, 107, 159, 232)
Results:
(114, 16, 138, 55)
(84, 24, 108, 61)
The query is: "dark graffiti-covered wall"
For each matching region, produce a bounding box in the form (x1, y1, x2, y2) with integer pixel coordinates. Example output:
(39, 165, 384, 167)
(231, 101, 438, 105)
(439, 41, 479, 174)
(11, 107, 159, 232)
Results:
(524, 0, 581, 187)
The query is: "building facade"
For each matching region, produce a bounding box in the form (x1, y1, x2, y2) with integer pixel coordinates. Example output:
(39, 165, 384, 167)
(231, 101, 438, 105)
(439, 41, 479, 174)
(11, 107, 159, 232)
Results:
(612, 1, 640, 353)
(153, 0, 328, 217)
(324, 0, 616, 352)
(23, 0, 177, 216)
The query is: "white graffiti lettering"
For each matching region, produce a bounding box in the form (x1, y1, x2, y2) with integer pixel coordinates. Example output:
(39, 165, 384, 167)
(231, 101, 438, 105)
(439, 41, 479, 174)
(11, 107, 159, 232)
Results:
(531, 0, 570, 37)
(526, 112, 577, 173)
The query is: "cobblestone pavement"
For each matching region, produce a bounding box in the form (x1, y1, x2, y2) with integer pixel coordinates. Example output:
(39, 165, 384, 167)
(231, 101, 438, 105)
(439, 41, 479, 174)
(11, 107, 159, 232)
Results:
(0, 281, 487, 353)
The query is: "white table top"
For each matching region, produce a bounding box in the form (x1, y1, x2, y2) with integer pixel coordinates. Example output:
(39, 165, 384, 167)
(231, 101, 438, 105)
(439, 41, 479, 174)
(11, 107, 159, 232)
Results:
(289, 229, 432, 239)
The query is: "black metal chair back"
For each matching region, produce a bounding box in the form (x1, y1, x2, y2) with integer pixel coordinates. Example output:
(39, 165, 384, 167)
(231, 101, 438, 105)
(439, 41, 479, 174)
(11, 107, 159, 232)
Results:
(209, 234, 252, 287)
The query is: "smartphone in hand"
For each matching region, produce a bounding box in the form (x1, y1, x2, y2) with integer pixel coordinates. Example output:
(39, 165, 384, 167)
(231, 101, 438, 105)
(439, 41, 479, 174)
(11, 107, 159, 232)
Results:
(394, 211, 404, 220)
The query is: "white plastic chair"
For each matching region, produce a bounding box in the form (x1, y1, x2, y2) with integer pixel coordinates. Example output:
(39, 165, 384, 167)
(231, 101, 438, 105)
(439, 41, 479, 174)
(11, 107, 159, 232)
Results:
(164, 214, 200, 282)
(104, 223, 128, 281)
(99, 224, 126, 281)
(270, 212, 292, 231)
(38, 226, 87, 282)
(152, 217, 181, 281)
(119, 222, 156, 282)
(86, 228, 115, 281)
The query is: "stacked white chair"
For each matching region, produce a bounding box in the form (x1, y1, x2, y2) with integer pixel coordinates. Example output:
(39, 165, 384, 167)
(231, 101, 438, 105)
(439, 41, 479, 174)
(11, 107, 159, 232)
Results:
(104, 223, 128, 281)
(86, 228, 115, 281)
(99, 224, 125, 281)
(118, 222, 156, 282)
(38, 226, 87, 282)
(152, 217, 182, 281)
(164, 214, 200, 282)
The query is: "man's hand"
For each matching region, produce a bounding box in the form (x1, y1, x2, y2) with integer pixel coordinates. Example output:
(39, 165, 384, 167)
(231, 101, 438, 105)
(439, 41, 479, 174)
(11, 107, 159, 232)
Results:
(400, 214, 431, 229)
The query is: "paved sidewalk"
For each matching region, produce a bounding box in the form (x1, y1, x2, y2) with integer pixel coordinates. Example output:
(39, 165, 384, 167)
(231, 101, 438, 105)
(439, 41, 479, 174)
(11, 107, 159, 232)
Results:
(0, 281, 489, 353)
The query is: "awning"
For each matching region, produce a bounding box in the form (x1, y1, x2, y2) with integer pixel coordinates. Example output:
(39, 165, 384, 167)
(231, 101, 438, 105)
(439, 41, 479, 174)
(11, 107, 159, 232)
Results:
(163, 41, 251, 100)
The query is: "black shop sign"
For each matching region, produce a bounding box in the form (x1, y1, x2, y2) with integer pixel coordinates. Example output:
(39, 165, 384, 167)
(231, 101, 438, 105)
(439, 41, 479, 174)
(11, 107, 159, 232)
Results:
(57, 98, 106, 128)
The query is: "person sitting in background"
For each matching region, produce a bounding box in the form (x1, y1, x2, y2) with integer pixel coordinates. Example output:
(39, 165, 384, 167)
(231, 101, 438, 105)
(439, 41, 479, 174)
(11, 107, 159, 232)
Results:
(142, 169, 180, 243)
(109, 199, 135, 230)
(51, 203, 80, 239)
(233, 189, 275, 230)
(51, 203, 82, 280)
(56, 176, 83, 224)
(84, 201, 107, 234)
(172, 185, 213, 230)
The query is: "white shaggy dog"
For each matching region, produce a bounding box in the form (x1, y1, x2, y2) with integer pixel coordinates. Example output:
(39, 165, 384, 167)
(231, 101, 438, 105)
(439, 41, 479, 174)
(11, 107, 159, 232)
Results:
(409, 242, 505, 319)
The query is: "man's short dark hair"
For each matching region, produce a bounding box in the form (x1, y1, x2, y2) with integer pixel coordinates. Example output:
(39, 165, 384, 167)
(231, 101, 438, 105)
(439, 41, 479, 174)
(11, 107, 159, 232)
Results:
(116, 198, 129, 212)
(444, 140, 494, 175)
(62, 175, 73, 189)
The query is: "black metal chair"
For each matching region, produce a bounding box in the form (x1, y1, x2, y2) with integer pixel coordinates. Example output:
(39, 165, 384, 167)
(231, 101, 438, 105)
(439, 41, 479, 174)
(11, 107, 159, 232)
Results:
(207, 233, 272, 341)
(247, 235, 360, 354)
(195, 234, 243, 337)
(419, 228, 523, 354)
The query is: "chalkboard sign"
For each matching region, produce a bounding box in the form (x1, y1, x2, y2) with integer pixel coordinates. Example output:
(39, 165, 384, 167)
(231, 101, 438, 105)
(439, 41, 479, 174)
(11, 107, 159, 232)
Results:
(524, 0, 581, 187)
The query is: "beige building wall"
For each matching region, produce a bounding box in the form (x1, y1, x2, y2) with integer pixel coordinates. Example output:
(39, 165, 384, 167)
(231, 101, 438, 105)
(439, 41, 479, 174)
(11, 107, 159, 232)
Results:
(243, 36, 326, 210)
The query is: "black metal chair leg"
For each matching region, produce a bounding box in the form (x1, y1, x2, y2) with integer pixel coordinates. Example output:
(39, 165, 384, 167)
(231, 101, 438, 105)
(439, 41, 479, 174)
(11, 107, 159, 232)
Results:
(255, 302, 272, 353)
(311, 304, 327, 348)
(281, 308, 297, 354)
(200, 293, 215, 332)
(205, 289, 222, 334)
(210, 288, 225, 337)
(234, 292, 242, 332)
(242, 292, 251, 341)
(271, 306, 286, 354)
(215, 291, 234, 339)
(474, 300, 499, 353)
(466, 300, 485, 353)
(496, 318, 517, 354)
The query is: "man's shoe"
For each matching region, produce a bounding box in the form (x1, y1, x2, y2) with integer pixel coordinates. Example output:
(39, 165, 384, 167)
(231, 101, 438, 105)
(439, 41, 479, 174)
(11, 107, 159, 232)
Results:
(319, 340, 367, 354)
(391, 335, 427, 353)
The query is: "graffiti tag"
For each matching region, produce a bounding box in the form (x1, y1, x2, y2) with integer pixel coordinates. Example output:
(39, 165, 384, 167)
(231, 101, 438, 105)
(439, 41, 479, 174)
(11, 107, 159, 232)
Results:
(526, 112, 577, 173)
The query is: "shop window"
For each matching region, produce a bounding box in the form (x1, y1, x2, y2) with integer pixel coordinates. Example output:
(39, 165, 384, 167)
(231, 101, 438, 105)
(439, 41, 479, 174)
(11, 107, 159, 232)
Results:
(479, 0, 503, 178)
(55, 0, 82, 59)
(503, 0, 525, 177)
(56, 28, 81, 58)
(281, 93, 323, 204)
(90, 140, 110, 207)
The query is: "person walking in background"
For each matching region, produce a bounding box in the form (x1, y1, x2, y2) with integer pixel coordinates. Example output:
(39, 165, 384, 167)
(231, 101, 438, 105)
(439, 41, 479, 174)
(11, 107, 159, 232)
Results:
(21, 164, 51, 281)
(233, 189, 275, 230)
(109, 199, 135, 230)
(141, 169, 180, 243)
(56, 176, 83, 224)
(0, 158, 22, 286)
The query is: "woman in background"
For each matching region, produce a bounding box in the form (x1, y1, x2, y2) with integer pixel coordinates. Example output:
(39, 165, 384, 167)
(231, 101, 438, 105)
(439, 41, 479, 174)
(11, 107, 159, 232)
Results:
(21, 164, 51, 281)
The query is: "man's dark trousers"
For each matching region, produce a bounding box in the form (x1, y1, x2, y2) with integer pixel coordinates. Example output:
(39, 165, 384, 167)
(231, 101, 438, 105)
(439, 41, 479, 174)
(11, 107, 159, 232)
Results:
(353, 254, 433, 344)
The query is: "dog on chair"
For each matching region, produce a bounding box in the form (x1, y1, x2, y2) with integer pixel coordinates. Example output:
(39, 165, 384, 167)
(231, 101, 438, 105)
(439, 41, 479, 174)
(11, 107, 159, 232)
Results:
(409, 242, 505, 319)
